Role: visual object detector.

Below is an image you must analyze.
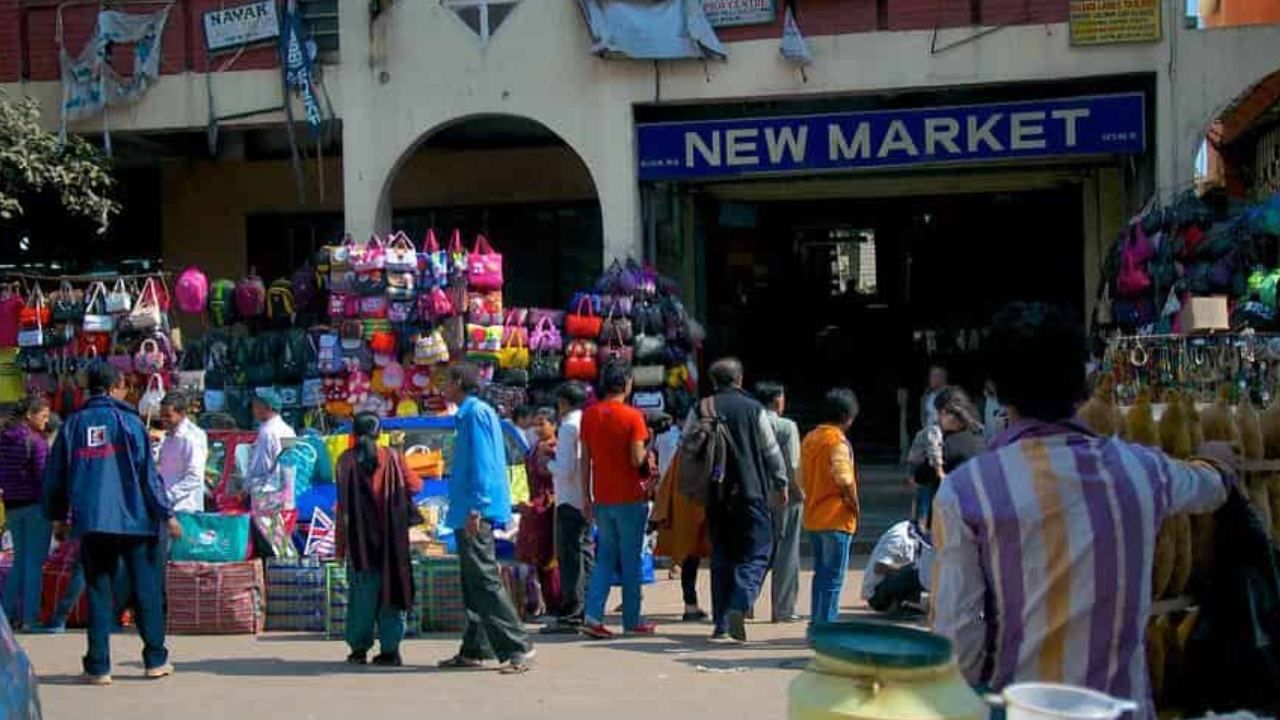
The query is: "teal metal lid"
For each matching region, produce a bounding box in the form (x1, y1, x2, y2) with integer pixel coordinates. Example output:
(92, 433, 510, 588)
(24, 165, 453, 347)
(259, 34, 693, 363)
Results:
(810, 621, 954, 669)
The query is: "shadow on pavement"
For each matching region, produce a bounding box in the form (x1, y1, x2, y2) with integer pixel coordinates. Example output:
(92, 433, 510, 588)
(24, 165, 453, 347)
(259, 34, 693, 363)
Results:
(115, 657, 435, 677)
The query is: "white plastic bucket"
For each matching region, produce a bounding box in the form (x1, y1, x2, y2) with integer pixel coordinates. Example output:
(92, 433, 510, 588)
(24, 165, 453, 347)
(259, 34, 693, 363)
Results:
(991, 683, 1138, 720)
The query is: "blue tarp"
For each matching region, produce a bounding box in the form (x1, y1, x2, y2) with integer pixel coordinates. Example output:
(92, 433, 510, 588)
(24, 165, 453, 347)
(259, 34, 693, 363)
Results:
(578, 0, 727, 60)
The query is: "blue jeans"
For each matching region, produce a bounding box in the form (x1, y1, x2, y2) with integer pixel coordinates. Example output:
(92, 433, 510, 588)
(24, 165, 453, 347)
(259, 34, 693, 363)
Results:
(2, 504, 51, 628)
(584, 502, 648, 630)
(345, 570, 405, 656)
(809, 530, 853, 626)
(80, 534, 168, 676)
(708, 499, 773, 634)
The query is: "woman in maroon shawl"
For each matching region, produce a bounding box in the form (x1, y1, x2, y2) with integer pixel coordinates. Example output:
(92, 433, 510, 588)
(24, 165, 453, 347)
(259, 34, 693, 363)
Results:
(516, 408, 561, 614)
(335, 413, 423, 666)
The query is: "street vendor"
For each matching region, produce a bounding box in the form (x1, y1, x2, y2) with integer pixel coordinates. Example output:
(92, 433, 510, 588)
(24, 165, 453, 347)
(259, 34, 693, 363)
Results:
(243, 388, 297, 509)
(930, 302, 1233, 718)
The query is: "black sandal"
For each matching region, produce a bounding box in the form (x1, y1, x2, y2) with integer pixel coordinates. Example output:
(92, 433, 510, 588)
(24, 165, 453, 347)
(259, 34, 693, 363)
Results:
(346, 652, 368, 665)
(437, 655, 485, 670)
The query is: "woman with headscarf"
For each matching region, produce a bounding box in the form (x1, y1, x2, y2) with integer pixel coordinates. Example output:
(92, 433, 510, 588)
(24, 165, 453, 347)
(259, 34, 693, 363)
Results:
(911, 386, 985, 529)
(335, 413, 423, 666)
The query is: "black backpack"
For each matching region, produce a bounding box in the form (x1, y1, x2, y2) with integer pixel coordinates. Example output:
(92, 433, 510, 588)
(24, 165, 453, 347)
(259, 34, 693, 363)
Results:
(678, 396, 730, 506)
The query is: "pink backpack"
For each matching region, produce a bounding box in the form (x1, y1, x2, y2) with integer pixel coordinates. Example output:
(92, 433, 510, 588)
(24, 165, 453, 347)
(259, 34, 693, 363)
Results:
(175, 267, 209, 314)
(235, 273, 267, 318)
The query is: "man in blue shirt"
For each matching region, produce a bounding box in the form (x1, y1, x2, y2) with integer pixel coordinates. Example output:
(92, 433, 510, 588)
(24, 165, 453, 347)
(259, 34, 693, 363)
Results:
(437, 362, 534, 674)
(44, 362, 182, 686)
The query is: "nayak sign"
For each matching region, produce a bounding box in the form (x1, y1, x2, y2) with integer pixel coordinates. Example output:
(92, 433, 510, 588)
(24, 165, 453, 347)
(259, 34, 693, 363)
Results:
(636, 93, 1146, 181)
(203, 0, 280, 53)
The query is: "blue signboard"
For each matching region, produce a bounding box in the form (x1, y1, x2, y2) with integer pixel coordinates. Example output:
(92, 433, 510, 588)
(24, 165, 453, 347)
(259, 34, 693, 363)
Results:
(636, 93, 1146, 181)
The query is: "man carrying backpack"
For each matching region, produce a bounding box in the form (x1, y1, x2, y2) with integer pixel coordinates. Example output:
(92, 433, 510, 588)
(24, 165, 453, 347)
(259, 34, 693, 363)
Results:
(683, 358, 788, 643)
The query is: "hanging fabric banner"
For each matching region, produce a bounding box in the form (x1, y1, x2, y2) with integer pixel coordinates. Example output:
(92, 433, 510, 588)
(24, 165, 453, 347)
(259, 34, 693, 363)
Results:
(59, 7, 172, 145)
(280, 3, 324, 137)
(779, 6, 812, 65)
(577, 0, 727, 60)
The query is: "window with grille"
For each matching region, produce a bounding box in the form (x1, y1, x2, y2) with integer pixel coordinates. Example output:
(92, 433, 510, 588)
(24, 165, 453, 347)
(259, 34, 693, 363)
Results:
(298, 0, 339, 58)
(443, 0, 521, 44)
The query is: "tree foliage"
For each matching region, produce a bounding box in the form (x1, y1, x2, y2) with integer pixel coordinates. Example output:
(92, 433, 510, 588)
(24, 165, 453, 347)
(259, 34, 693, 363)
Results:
(0, 92, 118, 233)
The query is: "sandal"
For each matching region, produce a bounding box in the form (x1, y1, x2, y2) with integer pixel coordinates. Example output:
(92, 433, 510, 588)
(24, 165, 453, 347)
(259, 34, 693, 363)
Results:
(499, 649, 536, 675)
(437, 655, 485, 670)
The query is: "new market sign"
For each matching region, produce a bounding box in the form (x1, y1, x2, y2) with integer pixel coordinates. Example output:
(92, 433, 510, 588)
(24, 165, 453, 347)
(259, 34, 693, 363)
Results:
(203, 0, 280, 53)
(703, 0, 776, 27)
(636, 93, 1146, 181)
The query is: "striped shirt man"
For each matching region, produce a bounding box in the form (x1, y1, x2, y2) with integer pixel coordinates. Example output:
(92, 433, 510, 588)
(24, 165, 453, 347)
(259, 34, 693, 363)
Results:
(930, 420, 1230, 719)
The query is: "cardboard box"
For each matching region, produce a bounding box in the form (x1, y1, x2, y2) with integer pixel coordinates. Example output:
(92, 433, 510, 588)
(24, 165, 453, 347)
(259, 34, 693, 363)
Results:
(1180, 296, 1229, 334)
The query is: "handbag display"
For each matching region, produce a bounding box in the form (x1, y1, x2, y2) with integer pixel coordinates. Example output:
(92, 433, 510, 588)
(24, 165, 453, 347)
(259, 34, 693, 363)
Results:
(359, 295, 388, 319)
(565, 339, 598, 381)
(351, 235, 387, 273)
(597, 326, 633, 369)
(326, 235, 356, 271)
(529, 308, 565, 328)
(388, 299, 415, 324)
(633, 314, 667, 364)
(632, 364, 665, 388)
(329, 269, 356, 294)
(466, 291, 504, 326)
(138, 374, 166, 417)
(419, 229, 448, 290)
(466, 323, 502, 364)
(566, 297, 603, 339)
(425, 287, 455, 320)
(105, 278, 133, 315)
(355, 270, 387, 297)
(599, 302, 633, 344)
(467, 234, 504, 291)
(530, 352, 563, 382)
(134, 338, 168, 374)
(405, 445, 445, 479)
(51, 280, 84, 324)
(414, 330, 450, 365)
(498, 332, 530, 370)
(82, 282, 114, 333)
(386, 271, 415, 301)
(123, 278, 164, 334)
(385, 231, 417, 274)
(447, 229, 469, 278)
(529, 317, 563, 352)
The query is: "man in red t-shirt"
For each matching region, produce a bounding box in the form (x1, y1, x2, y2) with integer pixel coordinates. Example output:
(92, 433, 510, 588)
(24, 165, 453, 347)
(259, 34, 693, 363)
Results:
(579, 364, 655, 639)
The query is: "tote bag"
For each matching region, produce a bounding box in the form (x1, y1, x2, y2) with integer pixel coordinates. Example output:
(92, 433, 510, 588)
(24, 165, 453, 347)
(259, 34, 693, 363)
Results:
(171, 512, 253, 562)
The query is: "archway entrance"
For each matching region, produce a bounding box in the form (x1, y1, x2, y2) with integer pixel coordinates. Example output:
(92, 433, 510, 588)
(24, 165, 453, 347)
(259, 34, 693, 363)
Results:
(383, 115, 603, 309)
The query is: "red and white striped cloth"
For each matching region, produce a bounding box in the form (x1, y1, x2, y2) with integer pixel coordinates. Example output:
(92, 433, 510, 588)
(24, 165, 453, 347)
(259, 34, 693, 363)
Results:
(166, 560, 265, 635)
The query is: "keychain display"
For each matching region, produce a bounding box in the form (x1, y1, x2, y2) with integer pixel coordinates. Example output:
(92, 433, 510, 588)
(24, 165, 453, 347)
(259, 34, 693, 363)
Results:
(1102, 332, 1280, 407)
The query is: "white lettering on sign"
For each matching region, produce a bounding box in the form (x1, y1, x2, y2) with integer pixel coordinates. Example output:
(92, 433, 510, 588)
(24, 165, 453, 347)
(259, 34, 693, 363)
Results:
(1051, 108, 1090, 147)
(968, 114, 1004, 153)
(1010, 112, 1047, 150)
(686, 132, 721, 167)
(828, 123, 872, 161)
(765, 126, 808, 164)
(924, 117, 962, 155)
(878, 120, 919, 158)
(725, 128, 760, 166)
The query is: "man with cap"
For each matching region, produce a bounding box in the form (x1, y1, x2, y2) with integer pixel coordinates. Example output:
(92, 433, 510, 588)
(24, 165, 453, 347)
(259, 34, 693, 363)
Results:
(244, 388, 297, 509)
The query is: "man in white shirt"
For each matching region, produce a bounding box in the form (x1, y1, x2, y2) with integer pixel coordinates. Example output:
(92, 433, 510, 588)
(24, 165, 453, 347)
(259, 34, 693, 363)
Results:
(542, 381, 590, 635)
(861, 520, 927, 615)
(157, 392, 209, 514)
(244, 389, 297, 510)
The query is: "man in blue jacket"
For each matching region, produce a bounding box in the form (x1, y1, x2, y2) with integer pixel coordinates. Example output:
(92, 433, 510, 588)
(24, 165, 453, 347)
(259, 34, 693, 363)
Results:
(436, 362, 534, 674)
(44, 362, 182, 686)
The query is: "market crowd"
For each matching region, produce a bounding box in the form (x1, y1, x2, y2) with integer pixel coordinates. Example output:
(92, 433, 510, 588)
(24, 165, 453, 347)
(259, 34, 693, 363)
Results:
(0, 302, 1258, 719)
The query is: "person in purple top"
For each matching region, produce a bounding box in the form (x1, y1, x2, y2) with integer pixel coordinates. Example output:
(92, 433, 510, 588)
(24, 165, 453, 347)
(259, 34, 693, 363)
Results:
(0, 396, 52, 631)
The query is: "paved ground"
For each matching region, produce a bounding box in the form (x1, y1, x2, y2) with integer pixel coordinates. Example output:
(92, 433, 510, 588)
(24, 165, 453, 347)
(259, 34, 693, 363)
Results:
(21, 564, 886, 720)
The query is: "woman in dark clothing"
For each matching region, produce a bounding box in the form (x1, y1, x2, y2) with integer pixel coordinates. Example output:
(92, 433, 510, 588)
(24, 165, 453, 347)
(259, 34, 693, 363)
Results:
(335, 413, 423, 666)
(912, 387, 985, 529)
(516, 408, 561, 615)
(0, 396, 52, 631)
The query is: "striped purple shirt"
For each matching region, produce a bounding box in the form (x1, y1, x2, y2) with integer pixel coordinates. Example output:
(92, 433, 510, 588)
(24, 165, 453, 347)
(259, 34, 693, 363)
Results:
(0, 424, 50, 506)
(930, 420, 1228, 719)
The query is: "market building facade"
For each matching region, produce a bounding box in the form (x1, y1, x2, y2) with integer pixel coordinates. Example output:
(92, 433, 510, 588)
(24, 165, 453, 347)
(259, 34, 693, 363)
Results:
(4, 0, 1280, 446)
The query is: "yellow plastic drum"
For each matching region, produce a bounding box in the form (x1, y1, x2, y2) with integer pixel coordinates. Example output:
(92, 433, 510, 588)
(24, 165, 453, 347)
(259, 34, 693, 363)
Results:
(789, 622, 986, 720)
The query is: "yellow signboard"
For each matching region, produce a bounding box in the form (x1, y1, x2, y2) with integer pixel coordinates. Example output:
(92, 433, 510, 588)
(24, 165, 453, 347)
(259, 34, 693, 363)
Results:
(1069, 0, 1162, 45)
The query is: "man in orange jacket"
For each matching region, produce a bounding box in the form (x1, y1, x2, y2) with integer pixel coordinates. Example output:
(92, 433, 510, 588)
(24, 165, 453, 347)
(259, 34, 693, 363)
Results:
(799, 388, 861, 627)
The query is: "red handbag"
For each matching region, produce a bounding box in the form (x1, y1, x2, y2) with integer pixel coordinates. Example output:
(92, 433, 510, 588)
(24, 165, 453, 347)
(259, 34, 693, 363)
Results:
(566, 296, 603, 339)
(565, 353, 598, 381)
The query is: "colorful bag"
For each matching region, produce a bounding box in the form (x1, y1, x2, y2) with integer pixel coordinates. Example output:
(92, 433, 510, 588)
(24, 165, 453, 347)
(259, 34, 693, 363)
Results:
(425, 287, 455, 320)
(134, 338, 168, 374)
(447, 229, 469, 277)
(498, 332, 530, 370)
(467, 234, 504, 291)
(529, 308, 565, 328)
(566, 297, 603, 339)
(388, 299, 415, 324)
(264, 557, 326, 632)
(326, 234, 356, 271)
(171, 512, 253, 562)
(466, 291, 504, 325)
(386, 271, 415, 301)
(175, 267, 209, 314)
(235, 274, 267, 318)
(467, 324, 503, 363)
(385, 231, 417, 274)
(329, 269, 356, 295)
(208, 279, 237, 327)
(351, 235, 387, 273)
(166, 559, 265, 635)
(420, 229, 449, 290)
(267, 279, 296, 323)
(414, 330, 450, 365)
(529, 317, 563, 352)
(355, 269, 387, 297)
(359, 295, 388, 319)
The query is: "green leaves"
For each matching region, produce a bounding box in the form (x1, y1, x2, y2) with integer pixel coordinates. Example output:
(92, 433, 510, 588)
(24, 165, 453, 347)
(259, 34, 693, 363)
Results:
(0, 92, 119, 233)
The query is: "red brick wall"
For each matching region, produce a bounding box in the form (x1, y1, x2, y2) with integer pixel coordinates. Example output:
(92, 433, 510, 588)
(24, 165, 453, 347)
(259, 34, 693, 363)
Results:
(718, 0, 1069, 41)
(6, 0, 280, 83)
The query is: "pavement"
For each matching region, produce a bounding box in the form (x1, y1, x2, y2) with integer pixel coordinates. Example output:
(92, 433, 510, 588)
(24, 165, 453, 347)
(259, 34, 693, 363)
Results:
(21, 563, 893, 720)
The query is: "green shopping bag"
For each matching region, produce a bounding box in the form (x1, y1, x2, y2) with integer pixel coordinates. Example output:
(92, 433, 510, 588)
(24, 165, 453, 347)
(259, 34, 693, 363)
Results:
(170, 512, 252, 563)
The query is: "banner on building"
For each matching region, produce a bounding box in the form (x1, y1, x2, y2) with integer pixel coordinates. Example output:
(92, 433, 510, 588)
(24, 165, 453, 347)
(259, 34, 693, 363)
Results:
(702, 0, 776, 27)
(280, 5, 323, 137)
(636, 93, 1147, 181)
(204, 0, 281, 53)
(1069, 0, 1162, 46)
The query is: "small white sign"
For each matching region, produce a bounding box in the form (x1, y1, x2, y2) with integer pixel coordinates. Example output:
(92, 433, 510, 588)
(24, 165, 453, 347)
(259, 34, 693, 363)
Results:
(87, 426, 106, 447)
(702, 0, 776, 28)
(203, 0, 280, 53)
